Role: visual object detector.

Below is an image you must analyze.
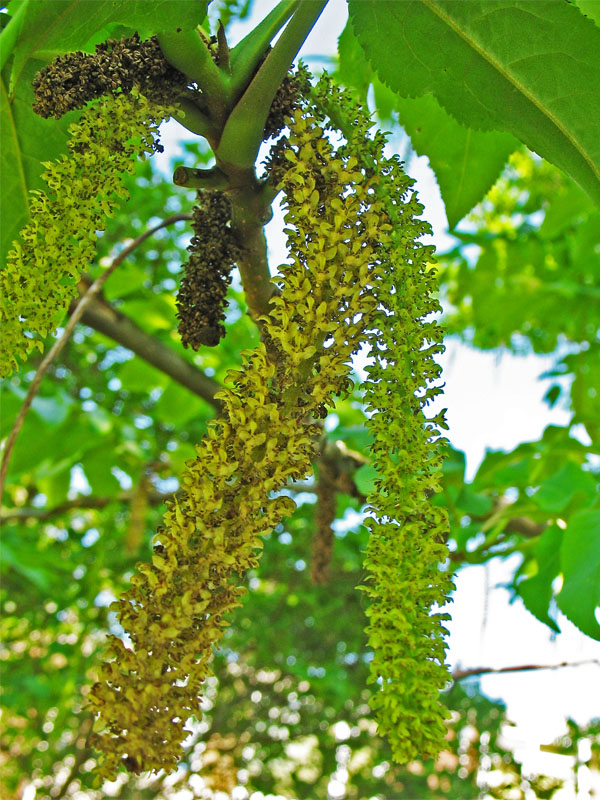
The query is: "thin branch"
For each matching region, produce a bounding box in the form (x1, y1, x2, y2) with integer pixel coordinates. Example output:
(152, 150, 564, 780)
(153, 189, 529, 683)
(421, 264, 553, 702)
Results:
(453, 659, 600, 682)
(0, 214, 192, 501)
(53, 715, 93, 800)
(0, 488, 175, 524)
(76, 290, 222, 409)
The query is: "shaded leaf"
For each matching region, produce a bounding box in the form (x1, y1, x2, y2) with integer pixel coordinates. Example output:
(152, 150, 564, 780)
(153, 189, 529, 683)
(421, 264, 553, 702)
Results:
(349, 0, 600, 205)
(391, 93, 517, 228)
(517, 523, 562, 633)
(533, 460, 598, 513)
(557, 509, 600, 640)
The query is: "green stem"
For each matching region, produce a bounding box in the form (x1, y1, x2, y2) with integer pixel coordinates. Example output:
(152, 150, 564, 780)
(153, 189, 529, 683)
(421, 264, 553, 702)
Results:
(157, 29, 227, 123)
(173, 166, 230, 190)
(172, 97, 218, 141)
(233, 215, 274, 325)
(216, 21, 231, 74)
(216, 0, 328, 170)
(228, 0, 299, 102)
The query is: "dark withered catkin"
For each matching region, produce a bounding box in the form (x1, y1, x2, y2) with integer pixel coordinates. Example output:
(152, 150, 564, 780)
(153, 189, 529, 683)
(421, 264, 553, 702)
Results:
(32, 33, 190, 119)
(176, 191, 239, 349)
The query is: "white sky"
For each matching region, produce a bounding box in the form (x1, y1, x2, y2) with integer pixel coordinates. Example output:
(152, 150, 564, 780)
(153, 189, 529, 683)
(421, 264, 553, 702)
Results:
(154, 2, 600, 795)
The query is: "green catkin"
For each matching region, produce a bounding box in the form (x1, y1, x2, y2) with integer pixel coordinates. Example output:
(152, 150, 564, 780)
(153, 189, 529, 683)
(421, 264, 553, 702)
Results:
(90, 78, 452, 777)
(311, 75, 453, 760)
(0, 93, 169, 378)
(89, 104, 388, 779)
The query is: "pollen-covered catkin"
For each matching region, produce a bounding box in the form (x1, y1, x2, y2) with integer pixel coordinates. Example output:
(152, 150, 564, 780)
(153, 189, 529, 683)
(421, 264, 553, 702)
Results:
(0, 94, 169, 377)
(89, 77, 452, 777)
(89, 105, 390, 779)
(311, 75, 453, 761)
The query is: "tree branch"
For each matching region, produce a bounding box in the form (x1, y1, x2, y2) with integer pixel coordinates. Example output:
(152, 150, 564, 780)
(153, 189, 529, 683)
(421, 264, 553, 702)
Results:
(0, 488, 175, 524)
(0, 214, 193, 501)
(453, 659, 600, 682)
(52, 715, 93, 800)
(76, 289, 222, 410)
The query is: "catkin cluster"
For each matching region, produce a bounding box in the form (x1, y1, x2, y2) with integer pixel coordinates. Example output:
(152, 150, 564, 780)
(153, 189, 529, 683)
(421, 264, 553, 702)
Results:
(89, 103, 392, 779)
(0, 94, 169, 378)
(311, 76, 453, 760)
(89, 75, 451, 776)
(32, 33, 189, 119)
(176, 191, 238, 348)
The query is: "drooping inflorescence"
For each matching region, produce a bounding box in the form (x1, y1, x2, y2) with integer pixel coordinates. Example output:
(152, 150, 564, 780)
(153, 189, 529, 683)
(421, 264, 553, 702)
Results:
(89, 95, 399, 778)
(176, 190, 239, 348)
(0, 32, 189, 378)
(0, 93, 170, 377)
(89, 75, 452, 777)
(306, 76, 453, 760)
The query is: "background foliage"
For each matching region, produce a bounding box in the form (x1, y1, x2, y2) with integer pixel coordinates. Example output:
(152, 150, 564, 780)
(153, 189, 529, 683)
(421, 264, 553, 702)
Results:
(1, 0, 599, 798)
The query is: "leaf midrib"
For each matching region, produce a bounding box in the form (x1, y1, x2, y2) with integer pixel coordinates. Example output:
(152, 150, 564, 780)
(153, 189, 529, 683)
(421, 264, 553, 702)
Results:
(422, 0, 600, 184)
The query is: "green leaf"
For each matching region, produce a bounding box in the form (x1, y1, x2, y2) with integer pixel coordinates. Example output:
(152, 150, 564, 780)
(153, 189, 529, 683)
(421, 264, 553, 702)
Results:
(103, 264, 148, 302)
(1, 542, 54, 592)
(1, 1, 207, 260)
(539, 179, 594, 240)
(392, 94, 517, 228)
(517, 523, 562, 633)
(80, 448, 121, 496)
(353, 464, 378, 496)
(118, 358, 168, 393)
(153, 381, 204, 426)
(166, 441, 197, 474)
(557, 509, 600, 640)
(337, 20, 517, 226)
(455, 485, 493, 517)
(533, 460, 598, 513)
(337, 20, 372, 101)
(441, 445, 466, 483)
(119, 295, 176, 332)
(30, 391, 74, 427)
(349, 0, 600, 206)
(574, 0, 600, 27)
